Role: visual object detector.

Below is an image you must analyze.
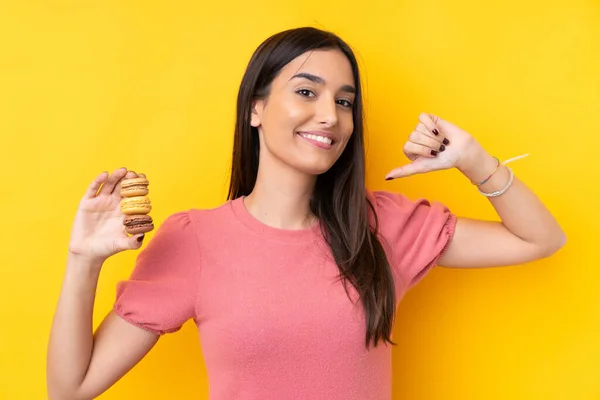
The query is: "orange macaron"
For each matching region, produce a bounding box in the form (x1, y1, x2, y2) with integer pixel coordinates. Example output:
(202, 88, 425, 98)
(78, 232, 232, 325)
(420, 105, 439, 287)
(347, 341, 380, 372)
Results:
(120, 177, 149, 197)
(120, 176, 153, 220)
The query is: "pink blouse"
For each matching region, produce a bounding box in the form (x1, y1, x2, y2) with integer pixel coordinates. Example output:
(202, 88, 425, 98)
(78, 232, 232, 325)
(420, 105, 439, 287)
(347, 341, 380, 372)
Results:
(114, 191, 456, 399)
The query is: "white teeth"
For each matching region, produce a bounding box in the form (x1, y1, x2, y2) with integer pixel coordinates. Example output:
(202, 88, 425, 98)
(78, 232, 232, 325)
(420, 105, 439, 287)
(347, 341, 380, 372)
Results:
(301, 133, 333, 145)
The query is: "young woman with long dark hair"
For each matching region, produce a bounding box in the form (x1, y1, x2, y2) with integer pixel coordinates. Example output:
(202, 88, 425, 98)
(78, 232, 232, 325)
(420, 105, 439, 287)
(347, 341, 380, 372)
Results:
(47, 27, 565, 400)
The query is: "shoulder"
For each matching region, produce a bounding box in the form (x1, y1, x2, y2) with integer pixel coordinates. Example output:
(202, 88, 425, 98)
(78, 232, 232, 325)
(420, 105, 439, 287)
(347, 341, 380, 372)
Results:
(187, 199, 236, 229)
(367, 190, 440, 219)
(159, 200, 241, 244)
(366, 189, 455, 240)
(157, 200, 232, 227)
(144, 201, 232, 248)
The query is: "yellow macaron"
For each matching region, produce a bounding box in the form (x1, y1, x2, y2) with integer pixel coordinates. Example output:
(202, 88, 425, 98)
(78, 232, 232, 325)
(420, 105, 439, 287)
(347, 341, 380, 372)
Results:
(120, 196, 152, 215)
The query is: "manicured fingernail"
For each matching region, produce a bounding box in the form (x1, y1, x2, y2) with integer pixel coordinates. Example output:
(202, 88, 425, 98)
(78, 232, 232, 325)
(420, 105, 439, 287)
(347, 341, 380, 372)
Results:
(439, 145, 446, 152)
(443, 138, 450, 145)
(431, 150, 438, 156)
(385, 177, 393, 181)
(432, 129, 439, 135)
(137, 234, 145, 242)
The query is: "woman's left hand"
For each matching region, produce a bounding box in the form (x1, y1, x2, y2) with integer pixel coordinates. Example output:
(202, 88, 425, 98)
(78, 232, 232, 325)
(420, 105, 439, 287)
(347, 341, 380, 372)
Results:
(385, 113, 481, 180)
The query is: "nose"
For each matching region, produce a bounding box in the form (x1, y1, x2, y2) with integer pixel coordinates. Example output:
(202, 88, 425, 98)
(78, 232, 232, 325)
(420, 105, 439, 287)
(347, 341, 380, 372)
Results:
(316, 95, 338, 128)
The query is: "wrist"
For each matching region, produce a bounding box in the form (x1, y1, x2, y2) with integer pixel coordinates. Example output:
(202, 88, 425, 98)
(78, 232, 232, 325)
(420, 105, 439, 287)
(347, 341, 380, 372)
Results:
(67, 251, 105, 272)
(65, 253, 103, 294)
(457, 144, 497, 183)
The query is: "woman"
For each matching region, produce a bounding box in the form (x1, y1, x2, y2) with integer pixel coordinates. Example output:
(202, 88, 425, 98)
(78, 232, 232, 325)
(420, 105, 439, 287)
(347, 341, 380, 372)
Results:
(47, 27, 565, 399)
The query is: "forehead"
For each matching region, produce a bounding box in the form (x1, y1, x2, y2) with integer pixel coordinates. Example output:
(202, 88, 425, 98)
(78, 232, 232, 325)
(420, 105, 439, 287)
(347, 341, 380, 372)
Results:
(277, 49, 355, 86)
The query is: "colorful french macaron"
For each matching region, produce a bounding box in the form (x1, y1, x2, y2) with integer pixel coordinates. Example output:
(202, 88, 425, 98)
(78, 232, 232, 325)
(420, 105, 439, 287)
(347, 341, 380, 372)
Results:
(123, 214, 154, 234)
(119, 177, 153, 235)
(120, 177, 149, 197)
(120, 195, 152, 215)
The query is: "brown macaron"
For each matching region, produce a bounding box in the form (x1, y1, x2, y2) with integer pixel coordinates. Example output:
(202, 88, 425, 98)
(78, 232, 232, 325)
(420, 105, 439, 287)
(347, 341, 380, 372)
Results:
(123, 214, 154, 235)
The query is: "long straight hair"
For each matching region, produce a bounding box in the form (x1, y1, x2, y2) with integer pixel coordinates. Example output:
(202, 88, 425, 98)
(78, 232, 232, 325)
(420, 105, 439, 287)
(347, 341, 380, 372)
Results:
(227, 27, 397, 349)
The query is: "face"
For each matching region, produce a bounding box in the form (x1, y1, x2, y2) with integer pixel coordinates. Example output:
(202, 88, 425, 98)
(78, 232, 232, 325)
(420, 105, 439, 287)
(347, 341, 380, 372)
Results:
(251, 49, 356, 176)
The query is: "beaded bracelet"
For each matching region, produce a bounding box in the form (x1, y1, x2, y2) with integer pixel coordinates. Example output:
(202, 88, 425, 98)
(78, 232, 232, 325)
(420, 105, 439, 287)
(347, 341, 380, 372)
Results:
(478, 166, 514, 197)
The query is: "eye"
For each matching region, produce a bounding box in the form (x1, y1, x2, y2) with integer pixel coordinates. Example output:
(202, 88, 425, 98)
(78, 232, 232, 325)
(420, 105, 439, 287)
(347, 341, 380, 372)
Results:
(296, 88, 316, 98)
(337, 99, 353, 108)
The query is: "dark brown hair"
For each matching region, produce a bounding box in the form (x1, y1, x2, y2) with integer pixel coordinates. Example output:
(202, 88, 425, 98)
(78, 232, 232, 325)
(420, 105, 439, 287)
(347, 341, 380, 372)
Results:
(227, 27, 396, 349)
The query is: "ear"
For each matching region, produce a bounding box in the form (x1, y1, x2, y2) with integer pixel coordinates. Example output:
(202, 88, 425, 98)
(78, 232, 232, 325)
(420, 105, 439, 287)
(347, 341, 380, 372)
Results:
(250, 99, 263, 127)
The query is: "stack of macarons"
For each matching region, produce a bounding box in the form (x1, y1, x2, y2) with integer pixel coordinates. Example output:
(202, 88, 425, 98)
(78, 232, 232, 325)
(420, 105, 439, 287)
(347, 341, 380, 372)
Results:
(119, 177, 155, 235)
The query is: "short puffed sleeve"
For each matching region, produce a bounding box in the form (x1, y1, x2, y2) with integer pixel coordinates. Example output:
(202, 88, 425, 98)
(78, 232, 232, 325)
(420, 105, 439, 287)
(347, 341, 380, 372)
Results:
(114, 211, 201, 334)
(370, 191, 457, 290)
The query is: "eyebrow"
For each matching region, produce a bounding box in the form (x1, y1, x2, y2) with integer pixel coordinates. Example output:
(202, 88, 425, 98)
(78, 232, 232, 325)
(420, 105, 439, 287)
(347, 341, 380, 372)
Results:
(290, 72, 356, 94)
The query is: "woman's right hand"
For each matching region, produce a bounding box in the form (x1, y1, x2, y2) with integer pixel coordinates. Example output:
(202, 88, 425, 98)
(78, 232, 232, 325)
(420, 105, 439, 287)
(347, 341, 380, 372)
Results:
(68, 167, 146, 263)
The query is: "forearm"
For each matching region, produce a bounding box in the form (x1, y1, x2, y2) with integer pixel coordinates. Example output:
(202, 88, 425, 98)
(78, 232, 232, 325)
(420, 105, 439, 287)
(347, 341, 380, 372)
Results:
(458, 143, 566, 253)
(47, 253, 103, 399)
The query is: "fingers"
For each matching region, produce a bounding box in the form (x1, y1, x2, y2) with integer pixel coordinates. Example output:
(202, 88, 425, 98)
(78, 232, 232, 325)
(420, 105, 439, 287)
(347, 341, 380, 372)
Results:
(98, 167, 128, 196)
(418, 112, 439, 135)
(416, 121, 450, 145)
(115, 233, 145, 252)
(418, 113, 450, 143)
(85, 168, 145, 200)
(406, 117, 451, 159)
(111, 170, 139, 201)
(387, 113, 452, 181)
(404, 141, 440, 158)
(409, 129, 446, 154)
(83, 171, 109, 199)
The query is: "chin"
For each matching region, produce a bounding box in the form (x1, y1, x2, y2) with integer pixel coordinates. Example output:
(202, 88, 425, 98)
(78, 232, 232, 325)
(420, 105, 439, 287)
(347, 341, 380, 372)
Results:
(291, 156, 338, 176)
(289, 132, 349, 175)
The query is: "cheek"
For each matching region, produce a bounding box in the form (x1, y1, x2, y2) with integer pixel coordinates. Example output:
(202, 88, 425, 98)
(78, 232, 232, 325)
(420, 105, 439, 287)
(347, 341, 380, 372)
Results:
(282, 99, 313, 129)
(340, 113, 354, 139)
(265, 97, 311, 134)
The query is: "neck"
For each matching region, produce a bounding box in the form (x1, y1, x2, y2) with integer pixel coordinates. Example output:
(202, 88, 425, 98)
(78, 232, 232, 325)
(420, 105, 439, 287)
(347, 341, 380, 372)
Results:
(244, 153, 317, 231)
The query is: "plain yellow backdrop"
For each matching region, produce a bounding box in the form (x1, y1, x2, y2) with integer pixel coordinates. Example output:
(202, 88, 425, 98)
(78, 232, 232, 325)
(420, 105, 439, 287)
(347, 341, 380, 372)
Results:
(0, 1, 598, 399)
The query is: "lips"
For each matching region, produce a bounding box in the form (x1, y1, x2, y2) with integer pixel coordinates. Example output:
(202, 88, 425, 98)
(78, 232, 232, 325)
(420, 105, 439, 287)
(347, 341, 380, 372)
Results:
(296, 131, 337, 150)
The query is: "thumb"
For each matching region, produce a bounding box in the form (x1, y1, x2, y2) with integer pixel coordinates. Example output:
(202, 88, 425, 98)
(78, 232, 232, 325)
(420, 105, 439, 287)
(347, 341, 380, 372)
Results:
(429, 114, 449, 129)
(117, 233, 146, 251)
(130, 233, 146, 249)
(385, 161, 427, 180)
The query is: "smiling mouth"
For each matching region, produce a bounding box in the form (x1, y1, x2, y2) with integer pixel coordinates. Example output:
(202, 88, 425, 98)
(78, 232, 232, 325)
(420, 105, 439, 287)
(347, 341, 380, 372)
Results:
(297, 132, 336, 146)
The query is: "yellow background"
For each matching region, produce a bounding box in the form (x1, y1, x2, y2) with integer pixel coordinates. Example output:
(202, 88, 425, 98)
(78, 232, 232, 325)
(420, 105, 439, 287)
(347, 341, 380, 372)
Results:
(0, 1, 597, 399)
